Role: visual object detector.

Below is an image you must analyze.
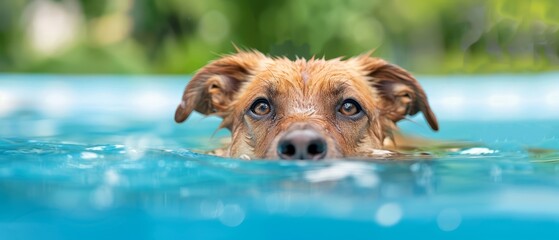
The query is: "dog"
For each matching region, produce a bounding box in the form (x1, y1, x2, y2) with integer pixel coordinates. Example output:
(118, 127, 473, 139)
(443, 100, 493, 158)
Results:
(174, 50, 438, 160)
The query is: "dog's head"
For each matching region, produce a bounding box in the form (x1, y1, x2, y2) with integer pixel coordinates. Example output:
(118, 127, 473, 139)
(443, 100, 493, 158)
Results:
(175, 50, 438, 160)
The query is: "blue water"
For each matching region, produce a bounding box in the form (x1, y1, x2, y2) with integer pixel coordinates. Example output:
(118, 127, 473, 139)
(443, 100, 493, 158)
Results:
(1, 74, 559, 239)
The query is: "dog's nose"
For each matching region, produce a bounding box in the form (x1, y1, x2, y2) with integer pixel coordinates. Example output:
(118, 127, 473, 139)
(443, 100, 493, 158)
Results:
(277, 129, 327, 160)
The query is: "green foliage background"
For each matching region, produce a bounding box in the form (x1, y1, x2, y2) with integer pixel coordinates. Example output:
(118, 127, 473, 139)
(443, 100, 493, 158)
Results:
(1, 0, 558, 74)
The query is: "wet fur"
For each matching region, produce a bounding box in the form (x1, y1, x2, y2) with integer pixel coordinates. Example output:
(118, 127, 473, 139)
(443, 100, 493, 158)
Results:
(175, 50, 438, 160)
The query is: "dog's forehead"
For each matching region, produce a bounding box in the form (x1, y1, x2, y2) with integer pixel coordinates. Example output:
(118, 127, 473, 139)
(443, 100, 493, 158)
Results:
(250, 58, 365, 94)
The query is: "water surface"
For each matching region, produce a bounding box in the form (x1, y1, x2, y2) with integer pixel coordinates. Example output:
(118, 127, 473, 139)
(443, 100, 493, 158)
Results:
(1, 74, 559, 239)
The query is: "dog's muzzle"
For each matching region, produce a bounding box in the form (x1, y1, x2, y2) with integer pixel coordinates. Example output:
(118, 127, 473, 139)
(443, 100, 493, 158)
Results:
(277, 129, 327, 160)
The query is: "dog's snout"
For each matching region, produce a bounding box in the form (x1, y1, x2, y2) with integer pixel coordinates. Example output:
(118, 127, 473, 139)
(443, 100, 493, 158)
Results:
(277, 129, 327, 160)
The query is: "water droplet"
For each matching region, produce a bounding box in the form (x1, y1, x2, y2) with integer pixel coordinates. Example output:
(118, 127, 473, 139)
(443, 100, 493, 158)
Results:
(375, 203, 403, 227)
(219, 204, 245, 227)
(437, 208, 462, 231)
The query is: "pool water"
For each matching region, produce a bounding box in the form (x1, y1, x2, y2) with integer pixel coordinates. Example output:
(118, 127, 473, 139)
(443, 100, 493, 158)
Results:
(1, 74, 559, 239)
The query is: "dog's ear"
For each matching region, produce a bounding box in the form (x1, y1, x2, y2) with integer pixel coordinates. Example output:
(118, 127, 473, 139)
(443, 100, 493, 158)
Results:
(175, 51, 266, 123)
(354, 55, 439, 131)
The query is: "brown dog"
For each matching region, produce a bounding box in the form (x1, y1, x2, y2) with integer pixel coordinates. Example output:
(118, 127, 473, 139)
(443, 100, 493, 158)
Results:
(175, 50, 438, 160)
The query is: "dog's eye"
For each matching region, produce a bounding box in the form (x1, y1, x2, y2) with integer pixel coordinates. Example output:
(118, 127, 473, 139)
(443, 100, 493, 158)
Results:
(338, 99, 362, 116)
(250, 99, 271, 116)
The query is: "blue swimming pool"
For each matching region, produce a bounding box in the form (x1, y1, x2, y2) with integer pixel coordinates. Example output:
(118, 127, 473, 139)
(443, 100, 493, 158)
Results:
(1, 74, 559, 239)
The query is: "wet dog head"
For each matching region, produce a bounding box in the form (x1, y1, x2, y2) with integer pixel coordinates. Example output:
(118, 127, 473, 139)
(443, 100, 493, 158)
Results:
(175, 50, 438, 160)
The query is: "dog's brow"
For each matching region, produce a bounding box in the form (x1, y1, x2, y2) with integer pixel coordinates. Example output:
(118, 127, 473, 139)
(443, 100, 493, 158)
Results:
(266, 86, 277, 98)
(331, 81, 349, 96)
(250, 72, 278, 97)
(262, 64, 281, 96)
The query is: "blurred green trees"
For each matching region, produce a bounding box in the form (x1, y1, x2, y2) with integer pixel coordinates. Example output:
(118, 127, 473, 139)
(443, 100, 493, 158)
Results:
(0, 0, 558, 74)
